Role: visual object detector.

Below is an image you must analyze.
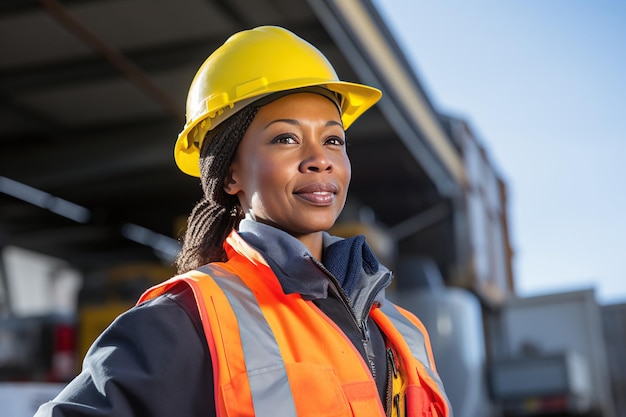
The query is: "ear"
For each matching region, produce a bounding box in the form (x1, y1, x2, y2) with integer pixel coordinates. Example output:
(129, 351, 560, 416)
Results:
(223, 166, 241, 195)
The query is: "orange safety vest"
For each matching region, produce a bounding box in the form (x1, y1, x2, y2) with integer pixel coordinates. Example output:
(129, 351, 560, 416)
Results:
(139, 231, 451, 417)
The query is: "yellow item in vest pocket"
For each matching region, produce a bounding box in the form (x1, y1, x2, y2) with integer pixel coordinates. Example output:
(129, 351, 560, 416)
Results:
(387, 348, 407, 417)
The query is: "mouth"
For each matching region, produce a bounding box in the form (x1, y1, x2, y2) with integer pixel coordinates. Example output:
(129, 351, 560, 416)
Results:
(294, 183, 338, 206)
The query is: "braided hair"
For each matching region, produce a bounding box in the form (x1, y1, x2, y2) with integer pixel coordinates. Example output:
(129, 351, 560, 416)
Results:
(175, 104, 259, 273)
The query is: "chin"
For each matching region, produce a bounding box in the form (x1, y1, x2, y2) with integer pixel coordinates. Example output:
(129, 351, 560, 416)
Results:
(301, 218, 339, 234)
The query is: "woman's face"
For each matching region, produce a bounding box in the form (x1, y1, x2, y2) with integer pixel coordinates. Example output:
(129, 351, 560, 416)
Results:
(225, 92, 351, 241)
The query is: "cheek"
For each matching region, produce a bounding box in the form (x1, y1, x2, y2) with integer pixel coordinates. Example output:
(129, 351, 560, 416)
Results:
(256, 163, 282, 184)
(264, 154, 297, 179)
(247, 161, 289, 200)
(341, 155, 352, 183)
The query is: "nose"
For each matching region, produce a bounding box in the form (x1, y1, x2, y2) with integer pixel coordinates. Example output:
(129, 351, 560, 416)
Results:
(300, 143, 332, 173)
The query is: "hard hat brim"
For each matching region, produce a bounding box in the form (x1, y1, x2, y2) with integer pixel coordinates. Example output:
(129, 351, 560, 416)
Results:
(174, 81, 382, 178)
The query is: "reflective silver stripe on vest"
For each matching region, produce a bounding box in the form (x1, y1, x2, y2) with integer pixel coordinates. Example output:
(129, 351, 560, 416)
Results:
(197, 265, 298, 417)
(380, 302, 431, 367)
(380, 302, 452, 413)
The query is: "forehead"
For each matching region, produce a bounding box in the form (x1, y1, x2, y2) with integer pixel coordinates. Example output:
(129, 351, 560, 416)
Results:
(254, 92, 342, 121)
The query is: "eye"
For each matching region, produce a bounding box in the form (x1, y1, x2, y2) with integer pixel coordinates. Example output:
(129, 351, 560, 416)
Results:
(271, 133, 299, 144)
(325, 135, 346, 146)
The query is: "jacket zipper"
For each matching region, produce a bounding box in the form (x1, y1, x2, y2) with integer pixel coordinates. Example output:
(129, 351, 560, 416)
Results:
(309, 256, 388, 379)
(386, 348, 403, 417)
(385, 348, 395, 417)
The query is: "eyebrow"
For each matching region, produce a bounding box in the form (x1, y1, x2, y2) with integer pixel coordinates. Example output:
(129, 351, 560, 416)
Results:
(264, 119, 343, 129)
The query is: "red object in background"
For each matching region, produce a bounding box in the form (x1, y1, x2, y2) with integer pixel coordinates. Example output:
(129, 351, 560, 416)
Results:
(48, 322, 77, 383)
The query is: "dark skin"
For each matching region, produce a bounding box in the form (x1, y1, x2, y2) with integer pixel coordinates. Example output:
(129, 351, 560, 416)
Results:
(224, 93, 350, 260)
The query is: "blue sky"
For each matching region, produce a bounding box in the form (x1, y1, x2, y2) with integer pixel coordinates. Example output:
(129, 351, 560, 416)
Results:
(373, 1, 626, 305)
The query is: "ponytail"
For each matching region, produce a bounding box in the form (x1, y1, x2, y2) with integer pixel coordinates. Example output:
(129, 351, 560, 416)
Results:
(175, 105, 259, 273)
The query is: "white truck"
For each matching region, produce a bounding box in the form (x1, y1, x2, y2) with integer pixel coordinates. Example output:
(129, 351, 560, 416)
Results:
(490, 289, 616, 417)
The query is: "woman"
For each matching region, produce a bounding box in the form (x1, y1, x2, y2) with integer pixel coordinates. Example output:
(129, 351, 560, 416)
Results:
(35, 26, 451, 417)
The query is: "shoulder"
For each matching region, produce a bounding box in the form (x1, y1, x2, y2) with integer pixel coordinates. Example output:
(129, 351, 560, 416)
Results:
(135, 280, 204, 339)
(35, 281, 215, 416)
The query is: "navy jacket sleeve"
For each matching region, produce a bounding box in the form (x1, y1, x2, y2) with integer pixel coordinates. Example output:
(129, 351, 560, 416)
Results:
(34, 284, 215, 417)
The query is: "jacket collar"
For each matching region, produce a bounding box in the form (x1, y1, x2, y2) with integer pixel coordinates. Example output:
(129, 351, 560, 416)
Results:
(230, 218, 392, 315)
(234, 218, 331, 299)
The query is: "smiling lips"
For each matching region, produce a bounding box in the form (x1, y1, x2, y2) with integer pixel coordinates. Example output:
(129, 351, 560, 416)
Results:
(294, 183, 338, 205)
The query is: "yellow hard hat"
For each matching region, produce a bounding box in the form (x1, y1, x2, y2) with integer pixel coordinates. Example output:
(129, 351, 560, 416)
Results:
(174, 25, 383, 177)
